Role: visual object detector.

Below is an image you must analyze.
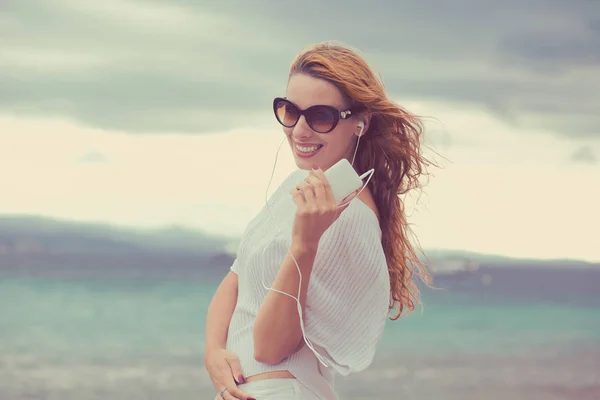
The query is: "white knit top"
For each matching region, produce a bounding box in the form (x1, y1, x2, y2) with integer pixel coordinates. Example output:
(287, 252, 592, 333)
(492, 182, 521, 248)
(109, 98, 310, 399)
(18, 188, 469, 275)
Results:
(226, 168, 391, 400)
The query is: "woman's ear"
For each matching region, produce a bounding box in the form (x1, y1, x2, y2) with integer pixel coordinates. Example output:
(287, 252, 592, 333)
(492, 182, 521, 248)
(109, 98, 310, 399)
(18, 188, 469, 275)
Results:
(355, 117, 370, 137)
(357, 121, 365, 137)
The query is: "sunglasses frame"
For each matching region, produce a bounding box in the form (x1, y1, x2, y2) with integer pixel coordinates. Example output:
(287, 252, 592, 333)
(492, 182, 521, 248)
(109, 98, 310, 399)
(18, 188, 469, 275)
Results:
(273, 97, 354, 134)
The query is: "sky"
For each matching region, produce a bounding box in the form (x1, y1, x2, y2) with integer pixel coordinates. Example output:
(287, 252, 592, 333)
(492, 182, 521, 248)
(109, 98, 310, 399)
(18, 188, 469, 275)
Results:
(1, 0, 599, 262)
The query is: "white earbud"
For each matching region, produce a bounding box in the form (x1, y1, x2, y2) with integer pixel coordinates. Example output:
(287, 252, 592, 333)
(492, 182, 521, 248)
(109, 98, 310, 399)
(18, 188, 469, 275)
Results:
(357, 121, 365, 137)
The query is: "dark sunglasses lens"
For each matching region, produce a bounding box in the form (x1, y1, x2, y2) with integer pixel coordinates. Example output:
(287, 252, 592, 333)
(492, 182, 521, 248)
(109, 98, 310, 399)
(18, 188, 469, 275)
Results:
(274, 100, 299, 127)
(306, 107, 336, 133)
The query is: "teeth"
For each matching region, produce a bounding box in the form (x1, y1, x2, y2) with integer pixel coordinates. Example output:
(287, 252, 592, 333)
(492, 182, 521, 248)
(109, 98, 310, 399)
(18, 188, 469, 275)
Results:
(297, 144, 321, 153)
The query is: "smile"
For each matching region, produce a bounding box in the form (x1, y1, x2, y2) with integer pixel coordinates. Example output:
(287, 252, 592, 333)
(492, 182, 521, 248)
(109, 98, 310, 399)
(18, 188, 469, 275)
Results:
(294, 143, 324, 158)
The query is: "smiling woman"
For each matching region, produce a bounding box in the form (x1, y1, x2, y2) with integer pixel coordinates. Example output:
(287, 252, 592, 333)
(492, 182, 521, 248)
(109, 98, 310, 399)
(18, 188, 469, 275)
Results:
(203, 41, 434, 400)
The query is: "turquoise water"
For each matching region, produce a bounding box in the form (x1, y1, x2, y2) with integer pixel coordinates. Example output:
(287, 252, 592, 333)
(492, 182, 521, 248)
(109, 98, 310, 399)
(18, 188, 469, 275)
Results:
(1, 266, 599, 399)
(2, 279, 214, 356)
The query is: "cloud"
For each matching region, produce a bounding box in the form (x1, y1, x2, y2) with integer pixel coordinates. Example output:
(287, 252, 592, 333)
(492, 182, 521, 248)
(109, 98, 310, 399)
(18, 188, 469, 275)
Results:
(79, 151, 108, 164)
(1, 0, 599, 138)
(570, 145, 598, 164)
(2, 102, 600, 262)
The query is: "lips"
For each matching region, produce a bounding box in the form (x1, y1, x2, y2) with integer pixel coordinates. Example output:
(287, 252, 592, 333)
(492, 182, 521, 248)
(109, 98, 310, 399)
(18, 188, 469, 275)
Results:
(294, 142, 324, 158)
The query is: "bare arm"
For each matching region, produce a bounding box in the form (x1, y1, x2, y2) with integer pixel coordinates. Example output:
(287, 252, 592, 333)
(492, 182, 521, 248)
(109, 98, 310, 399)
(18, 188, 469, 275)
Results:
(204, 271, 255, 400)
(205, 271, 239, 351)
(253, 242, 317, 364)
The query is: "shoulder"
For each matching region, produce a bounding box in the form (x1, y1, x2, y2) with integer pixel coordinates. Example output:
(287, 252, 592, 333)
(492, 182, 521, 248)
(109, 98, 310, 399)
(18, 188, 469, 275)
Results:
(356, 186, 380, 223)
(310, 198, 390, 306)
(316, 198, 385, 272)
(332, 198, 382, 241)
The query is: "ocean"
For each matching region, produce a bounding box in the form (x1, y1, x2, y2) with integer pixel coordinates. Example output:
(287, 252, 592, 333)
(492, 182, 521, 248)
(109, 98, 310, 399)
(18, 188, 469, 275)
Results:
(1, 262, 599, 400)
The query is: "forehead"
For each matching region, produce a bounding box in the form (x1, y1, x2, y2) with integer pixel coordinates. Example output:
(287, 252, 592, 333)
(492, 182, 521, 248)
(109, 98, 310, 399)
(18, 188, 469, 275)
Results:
(286, 73, 346, 109)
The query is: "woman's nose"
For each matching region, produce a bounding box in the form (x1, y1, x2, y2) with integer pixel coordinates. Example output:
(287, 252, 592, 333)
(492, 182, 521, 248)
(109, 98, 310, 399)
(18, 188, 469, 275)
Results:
(291, 116, 313, 138)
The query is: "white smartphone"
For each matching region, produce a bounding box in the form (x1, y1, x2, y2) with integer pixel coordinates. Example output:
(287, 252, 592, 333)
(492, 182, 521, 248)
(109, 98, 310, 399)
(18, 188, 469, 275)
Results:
(324, 158, 364, 204)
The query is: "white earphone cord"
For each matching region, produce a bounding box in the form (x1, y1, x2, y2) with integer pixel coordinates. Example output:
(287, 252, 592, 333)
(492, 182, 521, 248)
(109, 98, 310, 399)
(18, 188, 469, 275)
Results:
(261, 127, 374, 367)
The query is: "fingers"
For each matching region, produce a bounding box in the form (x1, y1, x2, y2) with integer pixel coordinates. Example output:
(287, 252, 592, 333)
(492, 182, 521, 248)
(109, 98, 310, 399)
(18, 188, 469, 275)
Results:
(226, 356, 246, 385)
(223, 353, 251, 399)
(340, 188, 360, 205)
(220, 373, 242, 398)
(305, 174, 327, 201)
(296, 182, 316, 204)
(221, 389, 240, 400)
(217, 379, 253, 400)
(207, 349, 254, 400)
(221, 389, 239, 400)
(220, 385, 254, 400)
(292, 167, 339, 214)
(308, 167, 334, 204)
(337, 189, 360, 214)
(290, 186, 305, 206)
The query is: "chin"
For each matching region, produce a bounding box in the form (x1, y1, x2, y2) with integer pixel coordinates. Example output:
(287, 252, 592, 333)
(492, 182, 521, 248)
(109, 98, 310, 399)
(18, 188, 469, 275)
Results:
(294, 158, 313, 170)
(287, 140, 334, 170)
(289, 146, 320, 170)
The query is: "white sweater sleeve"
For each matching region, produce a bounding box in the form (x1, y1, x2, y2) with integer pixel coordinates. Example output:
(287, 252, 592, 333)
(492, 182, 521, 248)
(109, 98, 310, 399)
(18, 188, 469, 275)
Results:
(303, 202, 391, 376)
(229, 258, 239, 275)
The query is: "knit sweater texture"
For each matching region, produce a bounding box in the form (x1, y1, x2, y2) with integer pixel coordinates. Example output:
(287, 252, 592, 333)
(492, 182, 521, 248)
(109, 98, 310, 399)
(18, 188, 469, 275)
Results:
(226, 168, 391, 400)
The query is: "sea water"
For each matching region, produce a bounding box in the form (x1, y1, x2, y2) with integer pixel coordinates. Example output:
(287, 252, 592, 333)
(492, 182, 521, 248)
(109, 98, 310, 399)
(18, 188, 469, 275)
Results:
(1, 264, 599, 400)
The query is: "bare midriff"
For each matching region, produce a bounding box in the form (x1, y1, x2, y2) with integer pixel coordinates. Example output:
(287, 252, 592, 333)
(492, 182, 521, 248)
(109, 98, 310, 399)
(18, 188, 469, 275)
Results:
(245, 370, 295, 383)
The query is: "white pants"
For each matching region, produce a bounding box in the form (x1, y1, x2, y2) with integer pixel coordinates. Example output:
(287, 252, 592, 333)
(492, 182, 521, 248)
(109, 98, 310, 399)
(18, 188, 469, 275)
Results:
(236, 378, 321, 399)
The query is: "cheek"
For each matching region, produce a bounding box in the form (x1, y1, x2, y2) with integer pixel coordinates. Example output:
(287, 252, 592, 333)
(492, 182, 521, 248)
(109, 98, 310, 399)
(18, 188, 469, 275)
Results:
(283, 127, 293, 137)
(327, 127, 354, 149)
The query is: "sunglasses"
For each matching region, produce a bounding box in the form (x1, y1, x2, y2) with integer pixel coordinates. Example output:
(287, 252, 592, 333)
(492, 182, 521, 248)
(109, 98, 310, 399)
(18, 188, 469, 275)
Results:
(273, 97, 354, 134)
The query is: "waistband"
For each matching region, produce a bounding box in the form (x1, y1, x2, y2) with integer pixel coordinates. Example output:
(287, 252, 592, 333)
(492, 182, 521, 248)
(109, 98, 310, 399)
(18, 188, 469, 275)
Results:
(238, 378, 321, 399)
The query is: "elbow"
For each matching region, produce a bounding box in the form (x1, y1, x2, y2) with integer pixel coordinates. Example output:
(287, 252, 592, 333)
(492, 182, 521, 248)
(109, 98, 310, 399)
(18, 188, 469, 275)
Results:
(253, 348, 284, 365)
(253, 337, 287, 365)
(252, 328, 289, 365)
(253, 339, 286, 365)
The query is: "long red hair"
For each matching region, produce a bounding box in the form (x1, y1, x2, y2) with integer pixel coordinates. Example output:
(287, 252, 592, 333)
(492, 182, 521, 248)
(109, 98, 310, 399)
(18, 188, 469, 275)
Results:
(289, 41, 434, 319)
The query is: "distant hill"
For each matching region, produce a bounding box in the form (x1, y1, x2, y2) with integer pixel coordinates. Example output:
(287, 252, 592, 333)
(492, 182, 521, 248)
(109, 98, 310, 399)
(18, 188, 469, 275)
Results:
(0, 215, 597, 276)
(0, 215, 232, 255)
(0, 215, 238, 276)
(420, 248, 598, 274)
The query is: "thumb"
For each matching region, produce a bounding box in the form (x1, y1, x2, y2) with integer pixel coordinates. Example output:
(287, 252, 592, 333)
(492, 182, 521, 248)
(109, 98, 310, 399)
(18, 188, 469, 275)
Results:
(339, 188, 360, 206)
(336, 189, 360, 216)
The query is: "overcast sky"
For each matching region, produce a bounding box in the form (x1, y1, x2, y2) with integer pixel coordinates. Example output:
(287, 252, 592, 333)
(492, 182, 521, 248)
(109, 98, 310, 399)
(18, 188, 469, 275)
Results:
(1, 0, 599, 261)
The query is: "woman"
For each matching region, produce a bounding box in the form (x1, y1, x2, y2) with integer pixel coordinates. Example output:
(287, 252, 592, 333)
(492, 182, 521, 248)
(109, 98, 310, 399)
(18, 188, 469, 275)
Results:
(204, 41, 432, 400)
